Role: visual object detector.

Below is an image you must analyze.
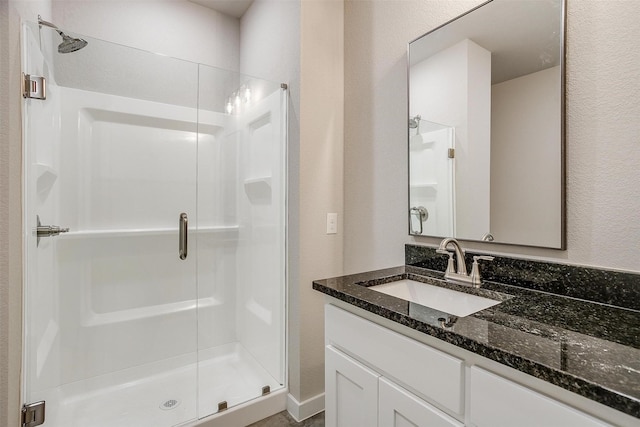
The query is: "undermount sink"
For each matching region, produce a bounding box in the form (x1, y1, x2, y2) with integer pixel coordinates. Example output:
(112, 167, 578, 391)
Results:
(369, 279, 501, 317)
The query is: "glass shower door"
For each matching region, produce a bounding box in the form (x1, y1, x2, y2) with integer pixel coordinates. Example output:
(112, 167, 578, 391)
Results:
(23, 22, 200, 427)
(196, 66, 287, 418)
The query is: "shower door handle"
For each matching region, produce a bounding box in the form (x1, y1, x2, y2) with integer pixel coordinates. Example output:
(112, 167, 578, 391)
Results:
(179, 213, 188, 260)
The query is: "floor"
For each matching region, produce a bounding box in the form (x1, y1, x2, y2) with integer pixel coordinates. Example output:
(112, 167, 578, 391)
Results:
(248, 411, 325, 427)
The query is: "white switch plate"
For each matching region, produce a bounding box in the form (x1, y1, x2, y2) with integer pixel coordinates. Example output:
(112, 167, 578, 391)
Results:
(326, 213, 338, 234)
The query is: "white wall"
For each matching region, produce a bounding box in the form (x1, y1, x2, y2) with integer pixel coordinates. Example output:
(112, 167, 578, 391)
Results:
(52, 0, 240, 71)
(491, 66, 562, 247)
(344, 0, 640, 274)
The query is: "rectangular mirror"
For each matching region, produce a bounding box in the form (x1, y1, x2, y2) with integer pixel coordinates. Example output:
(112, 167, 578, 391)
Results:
(408, 0, 566, 249)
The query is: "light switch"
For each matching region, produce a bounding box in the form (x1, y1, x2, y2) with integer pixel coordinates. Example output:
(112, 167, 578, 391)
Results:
(326, 213, 338, 234)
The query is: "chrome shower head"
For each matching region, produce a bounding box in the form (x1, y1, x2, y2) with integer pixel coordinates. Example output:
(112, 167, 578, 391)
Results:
(57, 32, 88, 53)
(38, 15, 88, 54)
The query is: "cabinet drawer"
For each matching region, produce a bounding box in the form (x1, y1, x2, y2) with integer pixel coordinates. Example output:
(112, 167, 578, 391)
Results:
(469, 367, 611, 427)
(325, 304, 464, 415)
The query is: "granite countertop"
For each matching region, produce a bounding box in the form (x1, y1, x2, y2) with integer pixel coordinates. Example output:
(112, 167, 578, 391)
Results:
(313, 264, 640, 419)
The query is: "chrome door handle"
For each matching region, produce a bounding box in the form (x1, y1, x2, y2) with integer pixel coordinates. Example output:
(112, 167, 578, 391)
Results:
(179, 213, 188, 260)
(36, 215, 69, 247)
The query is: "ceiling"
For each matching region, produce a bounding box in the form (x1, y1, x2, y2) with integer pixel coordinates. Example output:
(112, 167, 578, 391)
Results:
(410, 0, 563, 84)
(188, 0, 254, 18)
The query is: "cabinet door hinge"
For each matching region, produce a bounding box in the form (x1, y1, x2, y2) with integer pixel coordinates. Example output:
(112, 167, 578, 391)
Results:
(23, 74, 47, 100)
(448, 148, 455, 158)
(21, 401, 45, 427)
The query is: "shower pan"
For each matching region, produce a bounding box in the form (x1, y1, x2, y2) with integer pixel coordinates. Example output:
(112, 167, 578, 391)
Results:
(22, 21, 287, 427)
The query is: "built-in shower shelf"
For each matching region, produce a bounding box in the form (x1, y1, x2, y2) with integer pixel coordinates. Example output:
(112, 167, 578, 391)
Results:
(411, 182, 437, 188)
(60, 225, 239, 239)
(410, 183, 438, 198)
(244, 177, 272, 203)
(36, 163, 57, 194)
(244, 176, 272, 188)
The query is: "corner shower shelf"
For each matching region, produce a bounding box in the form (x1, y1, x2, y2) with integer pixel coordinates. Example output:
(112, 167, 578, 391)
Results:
(410, 182, 437, 188)
(60, 225, 240, 239)
(36, 163, 57, 194)
(410, 183, 438, 198)
(244, 176, 272, 203)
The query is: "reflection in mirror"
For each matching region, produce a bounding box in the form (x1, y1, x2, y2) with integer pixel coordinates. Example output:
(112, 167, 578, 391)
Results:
(408, 0, 565, 249)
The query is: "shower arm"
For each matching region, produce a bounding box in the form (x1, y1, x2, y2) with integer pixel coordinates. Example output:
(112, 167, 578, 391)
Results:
(38, 15, 61, 33)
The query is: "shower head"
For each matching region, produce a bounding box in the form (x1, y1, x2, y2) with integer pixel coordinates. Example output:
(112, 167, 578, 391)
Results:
(409, 114, 421, 129)
(38, 15, 88, 53)
(57, 33, 88, 53)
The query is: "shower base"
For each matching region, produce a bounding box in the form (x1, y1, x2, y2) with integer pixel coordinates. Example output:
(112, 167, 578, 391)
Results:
(37, 342, 283, 427)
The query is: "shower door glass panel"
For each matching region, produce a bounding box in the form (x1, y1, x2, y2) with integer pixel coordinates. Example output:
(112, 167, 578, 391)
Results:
(23, 22, 199, 427)
(409, 120, 455, 237)
(196, 66, 286, 417)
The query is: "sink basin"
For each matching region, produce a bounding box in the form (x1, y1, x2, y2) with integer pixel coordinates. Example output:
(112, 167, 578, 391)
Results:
(369, 279, 501, 317)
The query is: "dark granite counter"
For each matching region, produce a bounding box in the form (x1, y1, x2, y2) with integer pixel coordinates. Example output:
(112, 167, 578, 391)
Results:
(312, 246, 640, 419)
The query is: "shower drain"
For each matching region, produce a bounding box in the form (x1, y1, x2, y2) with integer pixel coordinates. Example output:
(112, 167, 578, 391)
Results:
(160, 399, 181, 410)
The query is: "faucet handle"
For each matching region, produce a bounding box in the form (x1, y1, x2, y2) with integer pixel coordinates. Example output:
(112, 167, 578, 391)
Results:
(473, 255, 494, 262)
(470, 256, 494, 287)
(436, 249, 456, 275)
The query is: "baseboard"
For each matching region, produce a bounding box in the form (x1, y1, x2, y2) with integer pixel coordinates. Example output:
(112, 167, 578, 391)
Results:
(193, 388, 287, 427)
(286, 392, 325, 422)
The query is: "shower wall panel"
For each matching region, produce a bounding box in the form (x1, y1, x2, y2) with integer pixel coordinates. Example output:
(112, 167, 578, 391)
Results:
(236, 89, 286, 385)
(51, 87, 236, 384)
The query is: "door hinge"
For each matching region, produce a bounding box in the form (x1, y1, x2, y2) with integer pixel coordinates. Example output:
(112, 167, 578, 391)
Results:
(23, 74, 46, 100)
(448, 148, 455, 158)
(22, 401, 45, 427)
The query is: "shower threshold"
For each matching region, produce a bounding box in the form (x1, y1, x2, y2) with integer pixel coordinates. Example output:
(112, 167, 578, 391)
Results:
(35, 342, 283, 427)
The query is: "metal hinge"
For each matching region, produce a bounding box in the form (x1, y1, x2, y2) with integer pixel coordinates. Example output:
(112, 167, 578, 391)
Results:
(23, 74, 46, 100)
(261, 385, 271, 396)
(22, 401, 45, 427)
(448, 148, 455, 158)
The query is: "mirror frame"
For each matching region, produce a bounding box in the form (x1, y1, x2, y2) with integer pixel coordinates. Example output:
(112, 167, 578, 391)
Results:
(407, 0, 566, 249)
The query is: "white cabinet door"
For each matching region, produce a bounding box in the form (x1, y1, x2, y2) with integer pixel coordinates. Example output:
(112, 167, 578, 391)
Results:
(469, 367, 611, 427)
(325, 345, 380, 427)
(379, 378, 463, 427)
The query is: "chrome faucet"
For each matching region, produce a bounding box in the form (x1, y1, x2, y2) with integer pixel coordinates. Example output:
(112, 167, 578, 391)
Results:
(436, 238, 493, 288)
(437, 237, 467, 276)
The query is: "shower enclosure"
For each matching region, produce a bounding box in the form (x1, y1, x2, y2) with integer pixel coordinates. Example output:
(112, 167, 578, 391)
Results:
(409, 119, 455, 237)
(22, 21, 286, 427)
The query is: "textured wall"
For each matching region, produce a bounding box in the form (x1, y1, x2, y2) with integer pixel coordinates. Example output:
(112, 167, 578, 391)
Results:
(344, 0, 640, 273)
(297, 0, 344, 405)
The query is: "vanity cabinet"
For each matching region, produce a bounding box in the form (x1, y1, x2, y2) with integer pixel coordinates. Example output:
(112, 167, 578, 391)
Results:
(469, 367, 609, 427)
(325, 303, 614, 427)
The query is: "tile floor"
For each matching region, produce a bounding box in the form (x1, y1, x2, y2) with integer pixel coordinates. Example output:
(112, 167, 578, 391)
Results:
(248, 410, 324, 426)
